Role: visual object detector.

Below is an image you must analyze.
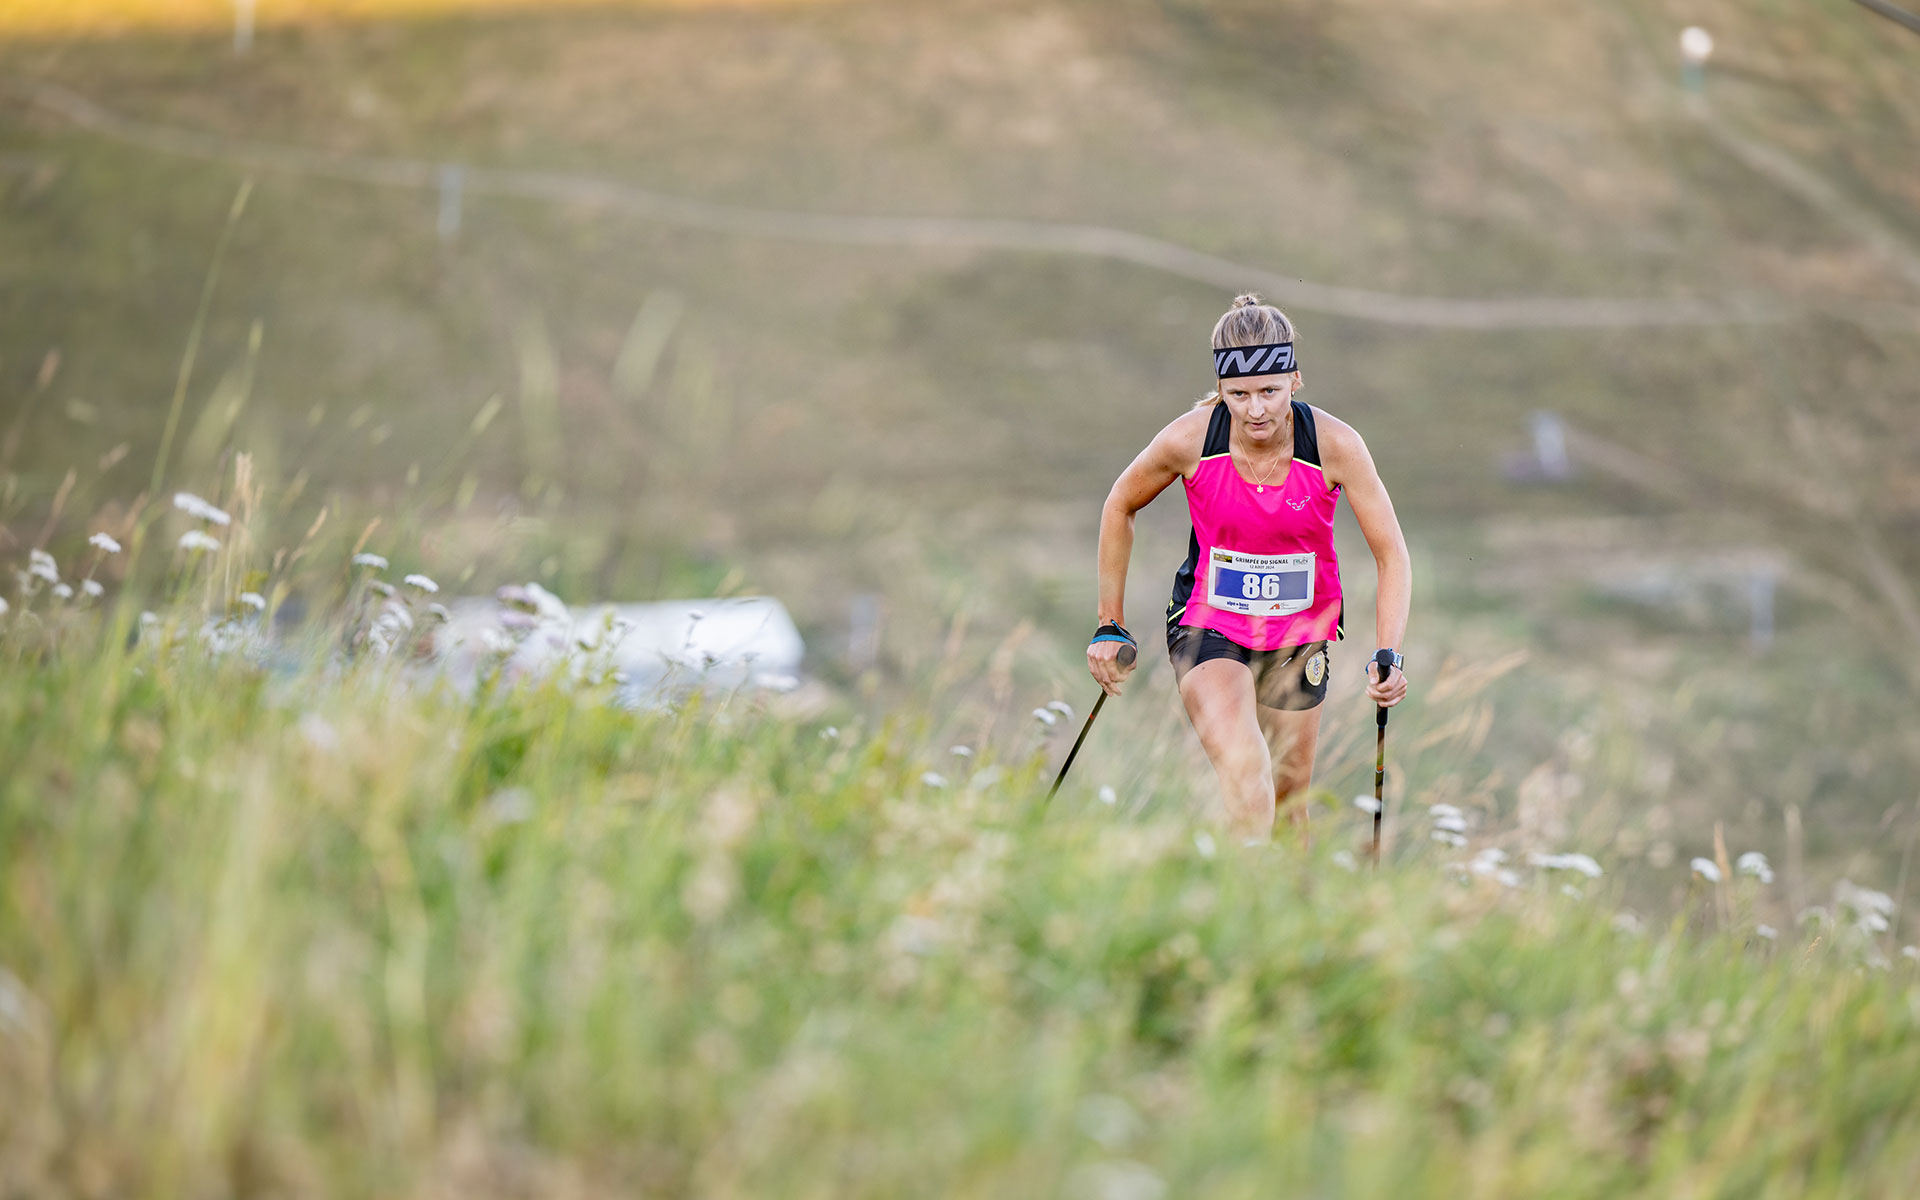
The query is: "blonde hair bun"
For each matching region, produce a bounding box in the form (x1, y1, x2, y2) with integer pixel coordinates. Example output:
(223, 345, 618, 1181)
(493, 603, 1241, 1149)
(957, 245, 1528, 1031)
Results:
(1232, 293, 1263, 309)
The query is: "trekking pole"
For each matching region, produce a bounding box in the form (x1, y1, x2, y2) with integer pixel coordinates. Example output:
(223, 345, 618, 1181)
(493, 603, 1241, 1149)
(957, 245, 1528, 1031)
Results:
(1370, 648, 1396, 862)
(1047, 642, 1135, 802)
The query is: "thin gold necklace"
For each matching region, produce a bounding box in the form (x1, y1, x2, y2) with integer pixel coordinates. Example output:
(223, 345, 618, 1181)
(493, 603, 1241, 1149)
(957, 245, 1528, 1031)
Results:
(1236, 413, 1292, 492)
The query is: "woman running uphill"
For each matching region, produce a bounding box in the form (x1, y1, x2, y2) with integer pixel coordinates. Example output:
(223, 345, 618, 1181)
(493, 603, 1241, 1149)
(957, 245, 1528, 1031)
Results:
(1088, 295, 1411, 843)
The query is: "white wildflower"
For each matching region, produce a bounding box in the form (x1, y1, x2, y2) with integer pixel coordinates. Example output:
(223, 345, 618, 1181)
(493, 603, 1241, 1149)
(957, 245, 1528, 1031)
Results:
(1559, 852, 1605, 879)
(1469, 847, 1508, 876)
(199, 618, 249, 656)
(1047, 699, 1074, 719)
(367, 580, 395, 598)
(1755, 924, 1778, 941)
(1193, 830, 1217, 859)
(1331, 848, 1358, 872)
(352, 552, 389, 570)
(1432, 812, 1468, 834)
(1530, 852, 1604, 879)
(28, 549, 57, 583)
(366, 600, 414, 655)
(89, 532, 121, 554)
(1901, 945, 1918, 962)
(139, 611, 158, 627)
(0, 597, 9, 618)
(1835, 881, 1896, 933)
(1495, 868, 1522, 888)
(51, 583, 73, 599)
(172, 492, 230, 525)
(1352, 795, 1381, 815)
(1098, 785, 1117, 806)
(920, 771, 948, 789)
(177, 530, 220, 553)
(1032, 707, 1060, 727)
(403, 573, 439, 594)
(949, 745, 973, 758)
(1690, 857, 1722, 883)
(819, 726, 840, 741)
(521, 581, 568, 621)
(1835, 880, 1895, 918)
(239, 592, 266, 611)
(1561, 884, 1584, 898)
(1736, 851, 1774, 883)
(1431, 829, 1467, 848)
(81, 579, 103, 598)
(1429, 803, 1464, 822)
(425, 603, 450, 622)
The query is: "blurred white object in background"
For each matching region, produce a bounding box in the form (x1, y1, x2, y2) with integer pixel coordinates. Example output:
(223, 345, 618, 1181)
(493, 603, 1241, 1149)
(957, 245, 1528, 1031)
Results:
(439, 590, 807, 708)
(233, 0, 255, 55)
(1680, 27, 1714, 66)
(1500, 410, 1576, 484)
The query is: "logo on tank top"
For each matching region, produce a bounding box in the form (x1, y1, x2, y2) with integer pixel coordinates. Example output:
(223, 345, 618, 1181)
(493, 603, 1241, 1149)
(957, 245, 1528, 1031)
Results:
(1286, 497, 1307, 510)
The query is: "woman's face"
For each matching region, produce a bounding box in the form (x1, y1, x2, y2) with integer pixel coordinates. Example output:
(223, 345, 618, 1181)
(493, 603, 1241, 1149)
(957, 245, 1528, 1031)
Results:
(1217, 372, 1299, 442)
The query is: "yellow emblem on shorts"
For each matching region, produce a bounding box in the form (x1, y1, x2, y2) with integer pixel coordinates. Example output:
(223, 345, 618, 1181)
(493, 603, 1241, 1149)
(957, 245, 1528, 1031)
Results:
(1305, 650, 1327, 687)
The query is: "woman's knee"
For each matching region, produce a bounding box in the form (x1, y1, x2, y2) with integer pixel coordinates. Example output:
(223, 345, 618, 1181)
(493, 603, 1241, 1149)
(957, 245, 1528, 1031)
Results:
(1272, 762, 1311, 801)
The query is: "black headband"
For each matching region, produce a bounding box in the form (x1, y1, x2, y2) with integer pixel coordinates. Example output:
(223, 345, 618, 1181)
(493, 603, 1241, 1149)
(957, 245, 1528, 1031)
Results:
(1214, 342, 1298, 379)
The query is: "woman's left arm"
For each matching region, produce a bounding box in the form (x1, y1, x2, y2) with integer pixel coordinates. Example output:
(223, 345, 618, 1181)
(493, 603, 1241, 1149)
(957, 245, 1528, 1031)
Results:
(1320, 413, 1411, 706)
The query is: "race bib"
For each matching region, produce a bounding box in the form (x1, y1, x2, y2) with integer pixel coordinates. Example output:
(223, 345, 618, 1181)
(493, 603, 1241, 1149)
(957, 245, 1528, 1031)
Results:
(1205, 548, 1315, 617)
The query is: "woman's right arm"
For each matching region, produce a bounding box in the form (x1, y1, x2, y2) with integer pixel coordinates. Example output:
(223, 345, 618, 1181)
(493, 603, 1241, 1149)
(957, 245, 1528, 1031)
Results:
(1090, 417, 1195, 696)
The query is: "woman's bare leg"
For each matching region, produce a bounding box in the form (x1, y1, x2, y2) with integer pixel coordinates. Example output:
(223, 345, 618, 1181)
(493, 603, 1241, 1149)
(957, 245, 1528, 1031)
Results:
(1257, 705, 1324, 842)
(1177, 659, 1275, 841)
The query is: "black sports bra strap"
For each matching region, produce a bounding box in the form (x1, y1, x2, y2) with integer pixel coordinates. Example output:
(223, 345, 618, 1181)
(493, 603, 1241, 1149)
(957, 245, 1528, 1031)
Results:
(1291, 399, 1321, 467)
(1205, 402, 1232, 456)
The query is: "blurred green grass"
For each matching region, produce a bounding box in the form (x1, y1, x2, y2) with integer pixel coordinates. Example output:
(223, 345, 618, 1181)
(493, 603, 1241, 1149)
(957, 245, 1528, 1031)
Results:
(1, 613, 1917, 1196)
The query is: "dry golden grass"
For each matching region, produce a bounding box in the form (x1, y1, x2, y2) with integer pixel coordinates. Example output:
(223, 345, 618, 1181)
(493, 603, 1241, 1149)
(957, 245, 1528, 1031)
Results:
(0, 0, 839, 39)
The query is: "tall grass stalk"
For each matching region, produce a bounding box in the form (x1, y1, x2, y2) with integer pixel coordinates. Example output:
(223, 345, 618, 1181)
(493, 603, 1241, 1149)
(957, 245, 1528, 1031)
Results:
(148, 177, 254, 499)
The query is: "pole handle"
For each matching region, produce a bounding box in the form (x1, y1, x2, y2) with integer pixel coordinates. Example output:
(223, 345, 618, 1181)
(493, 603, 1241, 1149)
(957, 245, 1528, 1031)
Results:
(1117, 643, 1137, 669)
(1372, 648, 1396, 728)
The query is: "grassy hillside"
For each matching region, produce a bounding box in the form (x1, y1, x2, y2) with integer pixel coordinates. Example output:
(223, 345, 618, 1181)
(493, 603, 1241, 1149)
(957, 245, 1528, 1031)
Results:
(1, 616, 1917, 1197)
(3, 0, 1919, 894)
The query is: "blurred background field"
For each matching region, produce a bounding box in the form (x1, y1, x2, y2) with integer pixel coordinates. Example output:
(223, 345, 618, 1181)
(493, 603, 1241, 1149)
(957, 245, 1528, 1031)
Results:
(6, 0, 1917, 897)
(3, 1, 1920, 1191)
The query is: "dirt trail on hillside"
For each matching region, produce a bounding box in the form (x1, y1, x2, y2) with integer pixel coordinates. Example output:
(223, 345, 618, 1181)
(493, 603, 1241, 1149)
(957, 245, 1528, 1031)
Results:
(11, 77, 1918, 334)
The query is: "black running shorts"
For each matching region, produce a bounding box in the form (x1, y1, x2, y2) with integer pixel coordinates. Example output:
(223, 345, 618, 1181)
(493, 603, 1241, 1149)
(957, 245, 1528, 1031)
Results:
(1166, 625, 1332, 711)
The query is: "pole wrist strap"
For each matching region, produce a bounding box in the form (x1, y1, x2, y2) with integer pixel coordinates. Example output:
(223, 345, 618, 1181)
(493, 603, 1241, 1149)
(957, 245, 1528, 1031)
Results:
(1091, 621, 1136, 649)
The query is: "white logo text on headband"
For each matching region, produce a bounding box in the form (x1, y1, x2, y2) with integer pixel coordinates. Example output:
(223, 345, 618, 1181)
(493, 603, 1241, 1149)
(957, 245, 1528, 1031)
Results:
(1214, 343, 1297, 378)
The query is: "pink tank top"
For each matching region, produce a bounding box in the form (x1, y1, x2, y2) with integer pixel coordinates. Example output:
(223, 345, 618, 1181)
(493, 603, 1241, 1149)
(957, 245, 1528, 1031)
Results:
(1165, 399, 1345, 651)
